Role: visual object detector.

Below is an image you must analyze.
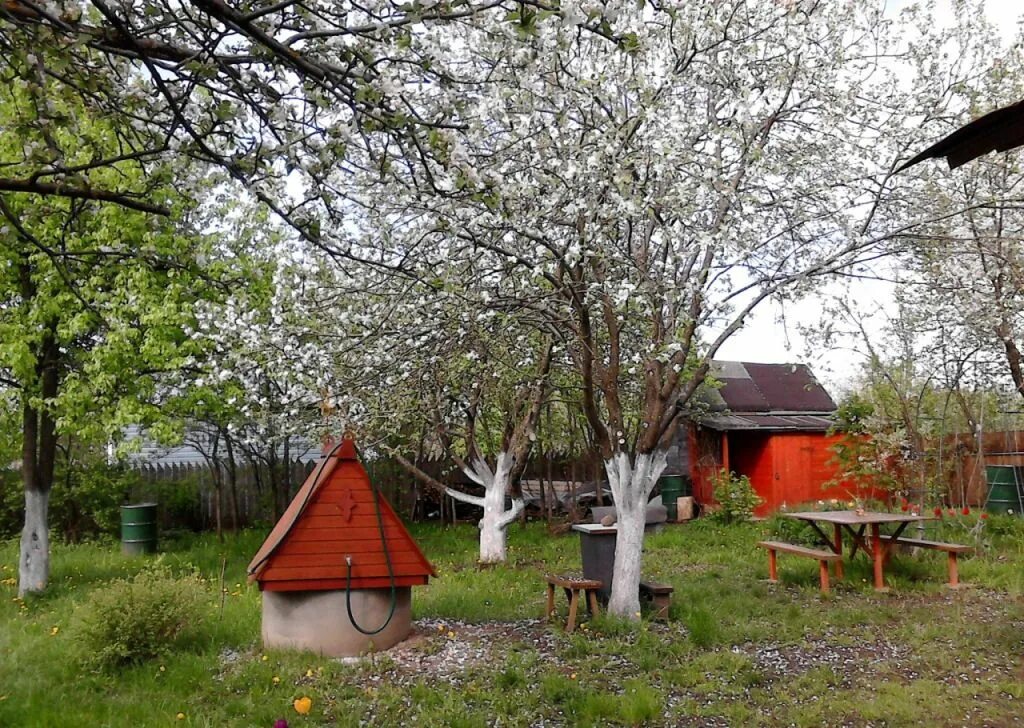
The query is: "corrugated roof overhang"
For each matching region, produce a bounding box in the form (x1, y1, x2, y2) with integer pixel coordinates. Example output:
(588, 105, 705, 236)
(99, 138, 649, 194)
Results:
(700, 413, 835, 432)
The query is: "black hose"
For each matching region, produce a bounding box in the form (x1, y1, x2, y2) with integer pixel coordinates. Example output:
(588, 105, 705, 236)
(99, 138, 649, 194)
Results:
(344, 473, 398, 636)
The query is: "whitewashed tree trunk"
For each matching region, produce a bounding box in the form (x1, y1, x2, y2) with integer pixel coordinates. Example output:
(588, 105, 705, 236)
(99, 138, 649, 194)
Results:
(19, 488, 50, 596)
(447, 451, 524, 564)
(605, 450, 668, 618)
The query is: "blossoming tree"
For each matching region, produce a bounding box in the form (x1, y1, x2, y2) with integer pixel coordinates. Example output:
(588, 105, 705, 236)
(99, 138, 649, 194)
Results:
(353, 0, 966, 616)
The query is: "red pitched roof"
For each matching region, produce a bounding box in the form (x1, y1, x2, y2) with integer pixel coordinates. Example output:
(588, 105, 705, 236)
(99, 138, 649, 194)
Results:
(247, 438, 436, 592)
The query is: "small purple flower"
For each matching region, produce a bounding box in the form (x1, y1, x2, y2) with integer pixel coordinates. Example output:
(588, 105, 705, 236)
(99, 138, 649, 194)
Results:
(274, 720, 289, 728)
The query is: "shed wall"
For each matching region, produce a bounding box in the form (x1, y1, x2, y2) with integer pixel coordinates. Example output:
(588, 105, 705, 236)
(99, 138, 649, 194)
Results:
(690, 429, 854, 516)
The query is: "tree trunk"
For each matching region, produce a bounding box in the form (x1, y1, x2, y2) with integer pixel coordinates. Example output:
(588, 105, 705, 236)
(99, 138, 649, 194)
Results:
(225, 433, 239, 531)
(283, 436, 292, 499)
(605, 449, 668, 618)
(447, 452, 525, 564)
(479, 482, 511, 562)
(19, 321, 59, 597)
(212, 471, 223, 542)
(268, 448, 286, 521)
(19, 487, 50, 596)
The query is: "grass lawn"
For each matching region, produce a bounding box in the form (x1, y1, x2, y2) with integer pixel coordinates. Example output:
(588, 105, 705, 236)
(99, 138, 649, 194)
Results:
(2, 516, 1023, 726)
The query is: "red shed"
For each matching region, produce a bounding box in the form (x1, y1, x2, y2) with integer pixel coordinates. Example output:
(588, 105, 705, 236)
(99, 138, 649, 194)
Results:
(669, 361, 859, 517)
(248, 437, 436, 655)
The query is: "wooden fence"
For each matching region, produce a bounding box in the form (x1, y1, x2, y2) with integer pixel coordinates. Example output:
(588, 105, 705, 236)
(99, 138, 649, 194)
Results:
(131, 457, 423, 532)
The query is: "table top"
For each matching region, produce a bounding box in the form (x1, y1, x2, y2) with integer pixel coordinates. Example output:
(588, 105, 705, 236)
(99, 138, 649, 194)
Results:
(783, 510, 932, 525)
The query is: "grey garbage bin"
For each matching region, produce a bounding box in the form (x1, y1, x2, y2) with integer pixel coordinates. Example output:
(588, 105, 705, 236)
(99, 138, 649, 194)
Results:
(574, 505, 667, 604)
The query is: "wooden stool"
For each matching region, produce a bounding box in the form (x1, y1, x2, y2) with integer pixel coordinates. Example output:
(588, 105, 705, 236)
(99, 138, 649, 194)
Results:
(638, 580, 674, 621)
(544, 574, 602, 632)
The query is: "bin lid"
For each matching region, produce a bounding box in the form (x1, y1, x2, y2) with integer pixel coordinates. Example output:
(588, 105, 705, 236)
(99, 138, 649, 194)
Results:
(572, 523, 618, 535)
(591, 504, 668, 525)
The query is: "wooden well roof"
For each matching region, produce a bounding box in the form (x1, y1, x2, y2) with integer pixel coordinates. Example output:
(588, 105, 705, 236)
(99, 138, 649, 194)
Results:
(247, 438, 436, 592)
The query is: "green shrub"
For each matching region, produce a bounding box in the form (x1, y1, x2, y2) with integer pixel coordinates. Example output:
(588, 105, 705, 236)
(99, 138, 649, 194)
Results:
(130, 474, 204, 532)
(50, 460, 142, 541)
(1, 451, 145, 541)
(72, 566, 208, 670)
(709, 470, 762, 524)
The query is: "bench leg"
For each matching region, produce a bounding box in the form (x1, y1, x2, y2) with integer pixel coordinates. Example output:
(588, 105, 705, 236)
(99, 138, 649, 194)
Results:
(587, 588, 599, 617)
(767, 549, 778, 582)
(947, 552, 960, 588)
(832, 524, 844, 580)
(566, 589, 580, 632)
(545, 583, 555, 620)
(652, 595, 670, 621)
(818, 560, 830, 594)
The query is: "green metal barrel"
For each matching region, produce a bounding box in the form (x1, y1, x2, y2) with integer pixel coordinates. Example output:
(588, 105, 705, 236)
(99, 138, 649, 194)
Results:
(120, 503, 158, 555)
(985, 466, 1023, 516)
(659, 475, 688, 521)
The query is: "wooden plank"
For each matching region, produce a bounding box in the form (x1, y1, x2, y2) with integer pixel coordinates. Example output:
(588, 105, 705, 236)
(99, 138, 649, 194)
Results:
(286, 525, 408, 542)
(260, 562, 429, 581)
(879, 536, 973, 553)
(300, 503, 372, 518)
(276, 541, 409, 557)
(324, 475, 373, 486)
(313, 488, 381, 504)
(268, 557, 423, 573)
(287, 513, 404, 530)
(756, 540, 842, 561)
(260, 575, 428, 591)
(279, 538, 410, 555)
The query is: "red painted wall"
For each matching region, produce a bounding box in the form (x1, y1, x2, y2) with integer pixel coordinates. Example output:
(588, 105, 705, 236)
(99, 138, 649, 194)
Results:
(690, 428, 858, 516)
(754, 433, 854, 516)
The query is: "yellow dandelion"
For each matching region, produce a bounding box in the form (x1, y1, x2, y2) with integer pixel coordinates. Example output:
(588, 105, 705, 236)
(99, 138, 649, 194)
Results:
(176, 712, 185, 720)
(447, 631, 456, 639)
(50, 626, 59, 636)
(305, 669, 314, 678)
(293, 696, 312, 715)
(570, 673, 577, 680)
(159, 665, 166, 672)
(261, 655, 269, 661)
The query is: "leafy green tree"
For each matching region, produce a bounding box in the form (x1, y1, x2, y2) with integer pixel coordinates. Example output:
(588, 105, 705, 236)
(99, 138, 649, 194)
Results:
(0, 51, 229, 595)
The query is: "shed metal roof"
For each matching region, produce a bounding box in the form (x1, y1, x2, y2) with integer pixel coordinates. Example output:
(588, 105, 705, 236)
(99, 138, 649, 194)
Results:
(700, 413, 835, 432)
(697, 361, 836, 432)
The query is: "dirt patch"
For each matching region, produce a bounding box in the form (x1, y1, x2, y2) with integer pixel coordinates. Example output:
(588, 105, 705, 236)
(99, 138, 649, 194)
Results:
(345, 618, 562, 686)
(734, 635, 907, 687)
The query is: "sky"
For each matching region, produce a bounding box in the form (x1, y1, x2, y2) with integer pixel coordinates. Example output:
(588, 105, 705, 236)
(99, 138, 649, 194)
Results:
(715, 0, 1024, 396)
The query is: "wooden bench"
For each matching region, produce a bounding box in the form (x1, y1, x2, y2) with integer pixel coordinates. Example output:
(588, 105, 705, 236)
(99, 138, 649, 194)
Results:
(638, 580, 673, 620)
(878, 536, 973, 587)
(757, 540, 843, 594)
(545, 574, 601, 632)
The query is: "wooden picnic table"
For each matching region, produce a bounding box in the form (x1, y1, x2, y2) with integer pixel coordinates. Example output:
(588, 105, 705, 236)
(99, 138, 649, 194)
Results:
(783, 510, 933, 591)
